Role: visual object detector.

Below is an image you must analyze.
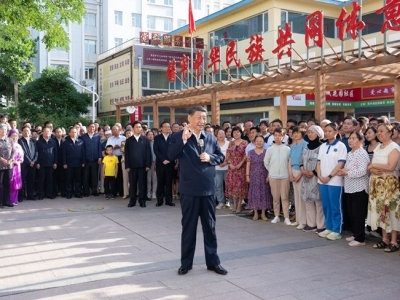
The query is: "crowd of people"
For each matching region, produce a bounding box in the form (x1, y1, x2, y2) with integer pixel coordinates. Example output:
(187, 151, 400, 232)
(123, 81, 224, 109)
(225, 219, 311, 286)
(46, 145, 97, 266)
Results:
(213, 115, 400, 252)
(1, 113, 399, 253)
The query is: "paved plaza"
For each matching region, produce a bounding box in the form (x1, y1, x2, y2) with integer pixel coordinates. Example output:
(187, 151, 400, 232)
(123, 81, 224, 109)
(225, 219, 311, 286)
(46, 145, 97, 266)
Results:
(0, 196, 400, 300)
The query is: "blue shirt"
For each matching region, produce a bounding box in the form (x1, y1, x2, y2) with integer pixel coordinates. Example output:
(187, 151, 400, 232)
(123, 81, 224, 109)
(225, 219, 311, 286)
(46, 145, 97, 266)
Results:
(289, 139, 308, 170)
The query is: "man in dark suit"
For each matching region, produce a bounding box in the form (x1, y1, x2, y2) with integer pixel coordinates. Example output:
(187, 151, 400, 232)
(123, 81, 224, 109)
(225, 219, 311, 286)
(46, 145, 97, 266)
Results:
(125, 121, 151, 208)
(36, 127, 58, 199)
(168, 106, 227, 276)
(62, 127, 85, 199)
(153, 122, 174, 207)
(19, 126, 38, 201)
(53, 127, 65, 197)
(80, 122, 102, 196)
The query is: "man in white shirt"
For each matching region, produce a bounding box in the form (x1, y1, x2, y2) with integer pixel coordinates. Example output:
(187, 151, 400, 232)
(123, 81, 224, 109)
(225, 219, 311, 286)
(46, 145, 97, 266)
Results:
(106, 125, 126, 197)
(266, 119, 289, 146)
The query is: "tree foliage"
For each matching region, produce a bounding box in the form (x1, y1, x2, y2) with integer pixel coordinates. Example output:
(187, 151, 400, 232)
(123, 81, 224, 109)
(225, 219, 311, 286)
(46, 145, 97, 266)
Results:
(0, 0, 85, 50)
(18, 68, 91, 128)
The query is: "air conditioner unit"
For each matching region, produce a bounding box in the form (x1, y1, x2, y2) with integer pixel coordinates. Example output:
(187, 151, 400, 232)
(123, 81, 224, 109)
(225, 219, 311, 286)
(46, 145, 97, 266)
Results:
(81, 80, 87, 86)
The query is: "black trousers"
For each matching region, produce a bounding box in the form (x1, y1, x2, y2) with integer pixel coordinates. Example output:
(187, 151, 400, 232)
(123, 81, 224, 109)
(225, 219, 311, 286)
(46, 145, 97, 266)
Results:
(38, 166, 54, 198)
(128, 167, 147, 205)
(65, 166, 82, 197)
(53, 164, 65, 197)
(104, 176, 116, 196)
(180, 194, 220, 268)
(83, 161, 99, 195)
(19, 163, 36, 200)
(156, 163, 174, 204)
(115, 156, 123, 197)
(345, 190, 368, 243)
(0, 169, 12, 206)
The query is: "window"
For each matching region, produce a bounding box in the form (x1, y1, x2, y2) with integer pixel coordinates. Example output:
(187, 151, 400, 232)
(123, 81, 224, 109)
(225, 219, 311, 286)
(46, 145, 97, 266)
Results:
(147, 0, 155, 3)
(115, 11, 123, 25)
(164, 18, 172, 31)
(50, 64, 68, 70)
(164, 0, 173, 5)
(281, 11, 307, 34)
(115, 38, 123, 47)
(362, 12, 384, 35)
(142, 70, 149, 88)
(85, 13, 96, 27)
(211, 12, 268, 47)
(193, 0, 201, 10)
(324, 18, 335, 38)
(85, 67, 96, 80)
(132, 13, 141, 27)
(85, 40, 96, 54)
(147, 16, 156, 29)
(177, 19, 186, 28)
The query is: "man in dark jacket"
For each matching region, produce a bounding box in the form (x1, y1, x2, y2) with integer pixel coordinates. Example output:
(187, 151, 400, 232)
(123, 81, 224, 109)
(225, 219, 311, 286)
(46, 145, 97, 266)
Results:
(19, 126, 38, 200)
(53, 127, 65, 197)
(125, 121, 151, 208)
(62, 127, 85, 199)
(80, 122, 102, 196)
(168, 106, 227, 276)
(153, 122, 174, 207)
(36, 127, 58, 199)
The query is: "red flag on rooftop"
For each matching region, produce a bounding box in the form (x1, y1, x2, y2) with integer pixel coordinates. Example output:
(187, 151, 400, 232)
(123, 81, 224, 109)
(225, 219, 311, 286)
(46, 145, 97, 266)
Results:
(188, 0, 196, 34)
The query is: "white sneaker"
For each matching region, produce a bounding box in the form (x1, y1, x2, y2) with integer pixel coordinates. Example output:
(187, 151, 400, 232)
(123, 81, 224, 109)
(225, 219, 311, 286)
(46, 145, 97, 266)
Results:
(318, 229, 332, 238)
(225, 202, 230, 208)
(284, 218, 292, 225)
(271, 216, 280, 224)
(326, 232, 342, 241)
(346, 236, 355, 242)
(290, 221, 299, 227)
(296, 224, 306, 230)
(216, 203, 225, 210)
(348, 240, 366, 247)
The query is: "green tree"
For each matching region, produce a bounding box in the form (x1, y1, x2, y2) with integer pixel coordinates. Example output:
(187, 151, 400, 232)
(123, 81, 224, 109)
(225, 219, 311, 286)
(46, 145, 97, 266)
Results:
(0, 0, 85, 105)
(18, 68, 91, 128)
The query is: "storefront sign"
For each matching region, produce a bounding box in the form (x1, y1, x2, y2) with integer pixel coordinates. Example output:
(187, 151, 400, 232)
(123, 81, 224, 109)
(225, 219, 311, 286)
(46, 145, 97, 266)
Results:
(306, 99, 394, 108)
(362, 85, 394, 99)
(143, 48, 191, 67)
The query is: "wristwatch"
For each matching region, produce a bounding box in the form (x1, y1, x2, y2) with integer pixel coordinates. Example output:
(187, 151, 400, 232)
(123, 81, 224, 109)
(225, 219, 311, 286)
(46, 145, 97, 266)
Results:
(328, 174, 333, 179)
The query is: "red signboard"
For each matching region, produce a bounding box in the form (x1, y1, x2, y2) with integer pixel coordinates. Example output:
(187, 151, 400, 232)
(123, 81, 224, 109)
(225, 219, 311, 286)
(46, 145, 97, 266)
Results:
(306, 88, 361, 101)
(195, 38, 204, 49)
(362, 85, 394, 99)
(163, 34, 172, 46)
(143, 48, 191, 67)
(130, 106, 143, 123)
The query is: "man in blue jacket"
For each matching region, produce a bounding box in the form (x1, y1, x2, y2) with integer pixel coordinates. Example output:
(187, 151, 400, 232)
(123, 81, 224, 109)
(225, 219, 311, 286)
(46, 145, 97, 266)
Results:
(168, 106, 227, 276)
(62, 127, 86, 199)
(36, 127, 58, 199)
(80, 122, 102, 196)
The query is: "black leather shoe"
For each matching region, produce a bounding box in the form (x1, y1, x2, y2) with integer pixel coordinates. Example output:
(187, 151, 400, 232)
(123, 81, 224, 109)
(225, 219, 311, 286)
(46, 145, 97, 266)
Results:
(4, 204, 14, 208)
(156, 202, 163, 207)
(38, 197, 43, 200)
(92, 193, 99, 196)
(127, 203, 135, 207)
(140, 203, 146, 208)
(178, 266, 192, 275)
(166, 203, 175, 206)
(83, 194, 89, 197)
(207, 265, 227, 275)
(66, 196, 72, 199)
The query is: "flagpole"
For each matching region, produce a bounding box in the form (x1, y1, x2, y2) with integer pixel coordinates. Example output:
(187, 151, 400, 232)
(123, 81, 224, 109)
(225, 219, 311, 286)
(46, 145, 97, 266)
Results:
(191, 33, 194, 87)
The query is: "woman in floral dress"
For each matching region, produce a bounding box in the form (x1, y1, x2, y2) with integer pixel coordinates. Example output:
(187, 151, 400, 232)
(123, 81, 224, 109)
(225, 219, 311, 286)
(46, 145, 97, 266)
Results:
(225, 126, 248, 213)
(8, 129, 23, 205)
(246, 135, 271, 220)
(367, 123, 400, 252)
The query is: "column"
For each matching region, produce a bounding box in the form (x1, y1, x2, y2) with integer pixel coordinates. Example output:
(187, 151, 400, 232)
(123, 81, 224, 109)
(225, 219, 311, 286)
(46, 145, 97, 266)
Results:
(170, 107, 175, 124)
(152, 101, 159, 128)
(395, 79, 400, 121)
(314, 71, 326, 122)
(210, 90, 220, 125)
(116, 106, 121, 123)
(280, 93, 287, 127)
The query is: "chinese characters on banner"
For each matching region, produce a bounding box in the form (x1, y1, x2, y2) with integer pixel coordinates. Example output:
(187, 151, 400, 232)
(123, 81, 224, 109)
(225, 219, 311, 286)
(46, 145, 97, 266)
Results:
(166, 59, 176, 82)
(166, 1, 400, 82)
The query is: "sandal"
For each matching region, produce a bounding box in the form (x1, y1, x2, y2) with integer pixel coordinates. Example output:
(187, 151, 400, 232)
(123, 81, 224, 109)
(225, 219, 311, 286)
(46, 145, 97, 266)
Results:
(373, 240, 389, 249)
(384, 243, 400, 253)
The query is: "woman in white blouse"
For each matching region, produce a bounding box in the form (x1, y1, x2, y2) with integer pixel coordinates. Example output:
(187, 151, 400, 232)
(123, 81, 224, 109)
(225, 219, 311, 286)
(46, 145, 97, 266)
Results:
(337, 131, 370, 246)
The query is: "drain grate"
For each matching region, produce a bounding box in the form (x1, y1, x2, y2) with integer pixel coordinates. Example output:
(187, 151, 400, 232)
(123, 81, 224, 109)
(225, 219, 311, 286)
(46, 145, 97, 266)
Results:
(67, 205, 105, 212)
